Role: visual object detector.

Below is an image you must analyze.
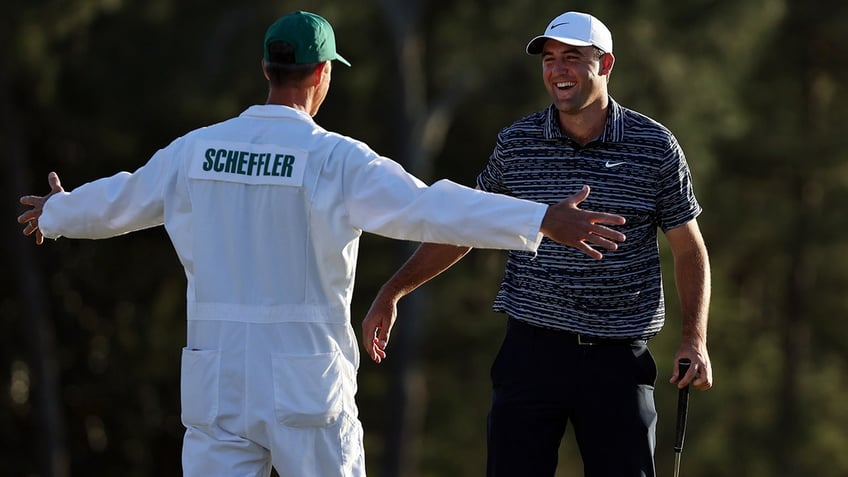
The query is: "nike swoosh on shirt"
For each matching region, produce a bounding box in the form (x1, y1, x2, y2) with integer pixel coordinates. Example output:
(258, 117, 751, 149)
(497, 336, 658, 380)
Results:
(604, 161, 627, 168)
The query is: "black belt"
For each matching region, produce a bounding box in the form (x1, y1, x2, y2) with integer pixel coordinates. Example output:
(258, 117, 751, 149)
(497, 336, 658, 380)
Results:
(571, 333, 646, 346)
(508, 317, 647, 346)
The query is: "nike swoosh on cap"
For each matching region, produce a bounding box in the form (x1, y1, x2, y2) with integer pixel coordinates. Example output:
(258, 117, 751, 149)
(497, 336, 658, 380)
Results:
(550, 22, 570, 29)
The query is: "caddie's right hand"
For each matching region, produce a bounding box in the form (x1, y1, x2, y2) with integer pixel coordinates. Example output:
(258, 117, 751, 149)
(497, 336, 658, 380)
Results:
(540, 185, 626, 260)
(18, 171, 64, 245)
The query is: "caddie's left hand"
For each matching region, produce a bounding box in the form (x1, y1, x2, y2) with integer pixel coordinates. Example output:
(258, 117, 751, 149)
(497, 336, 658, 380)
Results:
(18, 171, 64, 245)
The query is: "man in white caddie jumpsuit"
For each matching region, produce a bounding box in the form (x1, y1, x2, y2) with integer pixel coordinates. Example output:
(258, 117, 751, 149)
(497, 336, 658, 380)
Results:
(17, 10, 626, 477)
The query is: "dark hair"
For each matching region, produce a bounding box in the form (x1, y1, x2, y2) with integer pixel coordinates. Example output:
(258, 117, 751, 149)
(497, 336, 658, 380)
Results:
(264, 41, 321, 86)
(593, 46, 606, 60)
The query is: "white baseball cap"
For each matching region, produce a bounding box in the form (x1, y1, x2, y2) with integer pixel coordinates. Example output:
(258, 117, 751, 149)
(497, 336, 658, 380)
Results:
(526, 11, 613, 54)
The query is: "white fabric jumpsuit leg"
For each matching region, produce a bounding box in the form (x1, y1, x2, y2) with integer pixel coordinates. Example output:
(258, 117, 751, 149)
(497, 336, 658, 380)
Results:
(180, 319, 365, 477)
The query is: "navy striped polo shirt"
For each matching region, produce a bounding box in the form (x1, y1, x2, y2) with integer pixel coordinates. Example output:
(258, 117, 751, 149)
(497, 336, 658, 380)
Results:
(477, 98, 701, 339)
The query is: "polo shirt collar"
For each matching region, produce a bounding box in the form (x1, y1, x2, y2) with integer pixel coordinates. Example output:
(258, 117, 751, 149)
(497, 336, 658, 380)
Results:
(543, 96, 625, 144)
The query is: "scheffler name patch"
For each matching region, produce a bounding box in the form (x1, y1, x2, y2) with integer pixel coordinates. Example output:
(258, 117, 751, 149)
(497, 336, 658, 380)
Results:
(189, 140, 308, 186)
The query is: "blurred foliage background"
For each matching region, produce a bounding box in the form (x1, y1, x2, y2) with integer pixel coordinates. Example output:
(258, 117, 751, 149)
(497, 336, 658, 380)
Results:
(2, 0, 847, 476)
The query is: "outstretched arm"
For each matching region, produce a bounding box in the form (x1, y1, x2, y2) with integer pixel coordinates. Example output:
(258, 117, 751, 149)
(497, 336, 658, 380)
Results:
(18, 172, 65, 245)
(362, 243, 471, 363)
(362, 184, 627, 363)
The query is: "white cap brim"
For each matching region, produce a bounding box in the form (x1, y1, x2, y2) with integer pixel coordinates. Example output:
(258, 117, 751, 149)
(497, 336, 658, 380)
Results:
(526, 35, 593, 54)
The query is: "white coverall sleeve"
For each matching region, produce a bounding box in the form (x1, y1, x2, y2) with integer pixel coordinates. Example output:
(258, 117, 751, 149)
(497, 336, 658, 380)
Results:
(39, 147, 175, 240)
(344, 152, 546, 252)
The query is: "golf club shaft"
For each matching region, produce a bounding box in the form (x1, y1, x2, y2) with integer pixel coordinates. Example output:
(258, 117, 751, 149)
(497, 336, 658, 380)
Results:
(673, 358, 692, 476)
(674, 453, 683, 477)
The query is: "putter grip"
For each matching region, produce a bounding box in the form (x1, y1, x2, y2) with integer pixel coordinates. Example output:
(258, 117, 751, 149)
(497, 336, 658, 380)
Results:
(673, 358, 692, 453)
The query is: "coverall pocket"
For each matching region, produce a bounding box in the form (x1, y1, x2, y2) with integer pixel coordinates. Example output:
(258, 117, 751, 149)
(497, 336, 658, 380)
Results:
(180, 347, 221, 427)
(272, 349, 345, 428)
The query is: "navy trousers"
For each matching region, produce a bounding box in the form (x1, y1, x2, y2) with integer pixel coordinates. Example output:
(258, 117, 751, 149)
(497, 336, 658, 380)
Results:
(486, 318, 658, 477)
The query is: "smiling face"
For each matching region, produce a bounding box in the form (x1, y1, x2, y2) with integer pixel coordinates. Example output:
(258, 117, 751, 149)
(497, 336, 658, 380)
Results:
(541, 39, 614, 116)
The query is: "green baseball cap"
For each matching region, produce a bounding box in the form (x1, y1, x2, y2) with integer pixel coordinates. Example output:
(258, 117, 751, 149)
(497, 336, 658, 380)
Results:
(264, 11, 350, 66)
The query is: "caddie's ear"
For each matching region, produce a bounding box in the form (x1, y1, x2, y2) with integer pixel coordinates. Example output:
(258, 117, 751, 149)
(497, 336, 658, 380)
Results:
(311, 60, 330, 85)
(261, 59, 270, 81)
(599, 52, 615, 76)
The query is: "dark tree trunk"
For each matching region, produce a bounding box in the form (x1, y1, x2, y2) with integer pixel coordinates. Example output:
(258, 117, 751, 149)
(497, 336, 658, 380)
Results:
(1, 66, 70, 477)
